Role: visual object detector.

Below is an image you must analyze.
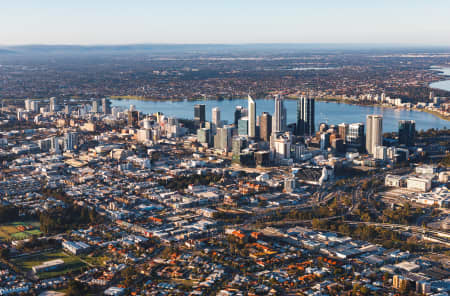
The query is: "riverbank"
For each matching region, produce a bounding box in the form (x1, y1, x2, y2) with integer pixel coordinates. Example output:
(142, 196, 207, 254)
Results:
(110, 95, 449, 122)
(421, 109, 450, 121)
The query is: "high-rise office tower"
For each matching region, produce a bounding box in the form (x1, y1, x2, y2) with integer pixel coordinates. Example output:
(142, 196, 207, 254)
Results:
(194, 104, 206, 124)
(232, 136, 247, 160)
(92, 99, 100, 113)
(128, 110, 140, 127)
(24, 99, 31, 111)
(50, 136, 61, 154)
(338, 123, 348, 141)
(64, 132, 78, 151)
(102, 98, 111, 114)
(259, 112, 272, 142)
(197, 127, 211, 147)
(320, 133, 331, 151)
(234, 106, 243, 126)
(238, 118, 248, 136)
(273, 95, 286, 133)
(366, 115, 383, 155)
(296, 96, 315, 136)
(212, 107, 221, 129)
(398, 120, 415, 146)
(30, 100, 39, 113)
(49, 97, 58, 112)
(214, 125, 233, 152)
(346, 123, 365, 152)
(248, 95, 256, 138)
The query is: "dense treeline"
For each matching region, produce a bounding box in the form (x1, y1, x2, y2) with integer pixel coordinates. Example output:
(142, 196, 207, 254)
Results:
(16, 237, 60, 252)
(39, 205, 102, 234)
(0, 205, 20, 223)
(416, 128, 449, 138)
(313, 221, 441, 253)
(384, 127, 449, 140)
(441, 153, 450, 167)
(159, 173, 222, 191)
(286, 205, 344, 221)
(387, 86, 450, 103)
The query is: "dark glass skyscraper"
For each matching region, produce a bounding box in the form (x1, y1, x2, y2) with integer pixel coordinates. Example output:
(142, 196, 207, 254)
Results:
(194, 104, 206, 124)
(296, 96, 315, 136)
(398, 120, 415, 146)
(102, 98, 111, 114)
(234, 106, 243, 126)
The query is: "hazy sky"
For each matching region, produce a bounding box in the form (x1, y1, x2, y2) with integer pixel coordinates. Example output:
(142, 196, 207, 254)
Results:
(1, 0, 450, 45)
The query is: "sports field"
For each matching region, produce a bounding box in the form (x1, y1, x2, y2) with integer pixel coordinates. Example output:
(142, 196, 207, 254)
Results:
(12, 250, 86, 279)
(0, 221, 42, 241)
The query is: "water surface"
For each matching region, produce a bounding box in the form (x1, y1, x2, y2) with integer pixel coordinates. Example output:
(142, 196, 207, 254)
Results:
(112, 98, 447, 132)
(430, 67, 450, 92)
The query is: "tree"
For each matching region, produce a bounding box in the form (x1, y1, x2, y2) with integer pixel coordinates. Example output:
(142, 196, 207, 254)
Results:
(121, 267, 136, 287)
(0, 205, 20, 223)
(0, 248, 10, 259)
(67, 280, 88, 296)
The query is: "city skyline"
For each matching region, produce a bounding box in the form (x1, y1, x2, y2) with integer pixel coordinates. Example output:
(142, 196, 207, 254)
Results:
(1, 2, 450, 294)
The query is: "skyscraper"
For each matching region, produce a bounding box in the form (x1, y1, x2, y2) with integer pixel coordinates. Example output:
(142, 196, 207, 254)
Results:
(238, 118, 249, 136)
(234, 106, 243, 126)
(102, 98, 111, 114)
(338, 123, 348, 141)
(296, 96, 315, 136)
(194, 104, 206, 125)
(398, 120, 415, 146)
(24, 99, 31, 111)
(346, 123, 365, 152)
(49, 97, 58, 112)
(366, 115, 383, 155)
(214, 125, 233, 152)
(30, 100, 39, 113)
(197, 127, 211, 147)
(64, 132, 78, 151)
(273, 95, 286, 133)
(92, 99, 100, 113)
(259, 112, 272, 142)
(212, 107, 221, 129)
(248, 95, 256, 138)
(128, 110, 140, 127)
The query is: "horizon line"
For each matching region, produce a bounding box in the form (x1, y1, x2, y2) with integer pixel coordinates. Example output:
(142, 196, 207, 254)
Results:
(2, 42, 450, 48)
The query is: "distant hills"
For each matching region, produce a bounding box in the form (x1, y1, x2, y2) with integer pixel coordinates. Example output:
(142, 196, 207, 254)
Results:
(0, 48, 15, 54)
(0, 43, 449, 57)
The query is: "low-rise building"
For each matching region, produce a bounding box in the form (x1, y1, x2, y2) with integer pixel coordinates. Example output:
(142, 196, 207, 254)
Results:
(407, 177, 431, 192)
(32, 259, 64, 274)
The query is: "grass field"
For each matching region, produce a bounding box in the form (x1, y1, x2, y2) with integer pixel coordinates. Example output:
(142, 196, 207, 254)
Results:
(79, 254, 109, 266)
(0, 221, 42, 241)
(12, 250, 86, 279)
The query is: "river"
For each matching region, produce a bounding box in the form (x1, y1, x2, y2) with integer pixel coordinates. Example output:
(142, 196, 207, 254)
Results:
(112, 98, 447, 133)
(429, 67, 450, 93)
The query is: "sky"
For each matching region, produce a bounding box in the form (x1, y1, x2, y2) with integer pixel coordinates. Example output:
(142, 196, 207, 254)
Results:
(1, 0, 450, 46)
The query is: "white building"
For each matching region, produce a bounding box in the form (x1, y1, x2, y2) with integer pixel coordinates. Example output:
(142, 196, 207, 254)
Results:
(385, 174, 407, 187)
(374, 145, 387, 160)
(366, 115, 383, 155)
(212, 107, 221, 130)
(62, 240, 91, 255)
(137, 129, 151, 143)
(272, 133, 292, 160)
(416, 165, 437, 176)
(248, 95, 256, 138)
(272, 95, 286, 133)
(407, 177, 431, 192)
